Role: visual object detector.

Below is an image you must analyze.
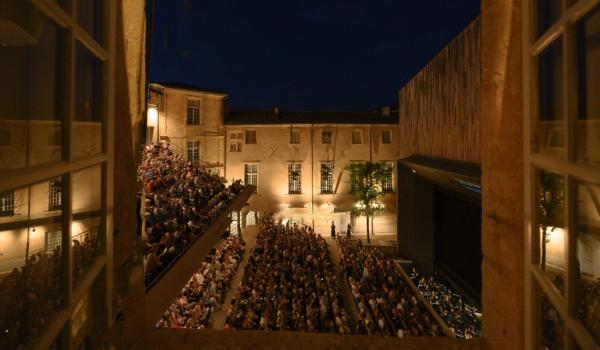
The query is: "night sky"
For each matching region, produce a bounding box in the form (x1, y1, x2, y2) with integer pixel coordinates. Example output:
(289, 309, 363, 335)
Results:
(150, 0, 480, 111)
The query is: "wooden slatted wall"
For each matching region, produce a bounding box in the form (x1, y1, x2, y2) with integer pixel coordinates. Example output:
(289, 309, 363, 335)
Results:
(398, 17, 481, 164)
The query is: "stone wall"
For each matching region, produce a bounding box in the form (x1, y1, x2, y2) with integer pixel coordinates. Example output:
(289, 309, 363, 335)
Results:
(224, 123, 399, 235)
(480, 0, 524, 349)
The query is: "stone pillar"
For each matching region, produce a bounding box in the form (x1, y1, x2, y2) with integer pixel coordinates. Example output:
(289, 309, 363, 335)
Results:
(480, 1, 524, 349)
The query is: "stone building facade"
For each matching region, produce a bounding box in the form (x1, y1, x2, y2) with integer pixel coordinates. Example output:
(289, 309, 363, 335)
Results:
(224, 110, 399, 235)
(145, 86, 399, 235)
(147, 82, 228, 175)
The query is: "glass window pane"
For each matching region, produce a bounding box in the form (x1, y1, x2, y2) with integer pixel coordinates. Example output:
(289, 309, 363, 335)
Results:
(535, 169, 566, 294)
(72, 165, 102, 286)
(539, 286, 566, 349)
(536, 39, 565, 154)
(575, 180, 600, 345)
(0, 180, 64, 349)
(0, 8, 66, 172)
(77, 0, 105, 46)
(74, 42, 104, 158)
(537, 0, 562, 38)
(575, 6, 600, 167)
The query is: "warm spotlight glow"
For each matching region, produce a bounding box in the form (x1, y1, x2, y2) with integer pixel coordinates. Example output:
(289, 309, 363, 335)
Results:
(147, 106, 158, 127)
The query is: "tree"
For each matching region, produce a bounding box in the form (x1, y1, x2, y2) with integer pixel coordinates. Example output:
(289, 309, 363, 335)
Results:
(345, 161, 387, 243)
(537, 170, 564, 271)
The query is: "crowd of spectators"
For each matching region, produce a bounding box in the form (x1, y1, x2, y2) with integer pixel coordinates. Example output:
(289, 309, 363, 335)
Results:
(409, 268, 481, 338)
(157, 235, 246, 329)
(225, 215, 351, 334)
(338, 239, 443, 337)
(138, 143, 244, 285)
(0, 248, 63, 349)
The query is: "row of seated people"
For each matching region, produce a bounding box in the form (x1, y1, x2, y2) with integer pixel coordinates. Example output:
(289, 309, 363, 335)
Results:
(408, 268, 481, 339)
(0, 233, 100, 349)
(157, 234, 246, 329)
(225, 215, 352, 334)
(138, 143, 244, 285)
(338, 239, 443, 337)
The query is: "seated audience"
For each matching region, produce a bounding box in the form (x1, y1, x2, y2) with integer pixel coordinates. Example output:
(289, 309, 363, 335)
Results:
(226, 215, 351, 334)
(157, 235, 246, 329)
(338, 239, 443, 337)
(409, 268, 482, 338)
(138, 143, 244, 285)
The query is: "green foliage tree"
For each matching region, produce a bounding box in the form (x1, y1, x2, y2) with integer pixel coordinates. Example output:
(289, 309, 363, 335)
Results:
(345, 161, 387, 243)
(537, 170, 564, 271)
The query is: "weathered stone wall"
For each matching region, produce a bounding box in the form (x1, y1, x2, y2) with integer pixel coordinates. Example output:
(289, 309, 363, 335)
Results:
(398, 18, 481, 164)
(224, 124, 399, 235)
(480, 0, 524, 349)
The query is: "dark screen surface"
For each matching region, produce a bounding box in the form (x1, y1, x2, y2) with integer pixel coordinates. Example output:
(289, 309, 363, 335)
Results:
(434, 186, 482, 301)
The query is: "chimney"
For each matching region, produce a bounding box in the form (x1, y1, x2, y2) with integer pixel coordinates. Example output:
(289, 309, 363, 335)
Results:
(382, 105, 390, 116)
(273, 106, 279, 115)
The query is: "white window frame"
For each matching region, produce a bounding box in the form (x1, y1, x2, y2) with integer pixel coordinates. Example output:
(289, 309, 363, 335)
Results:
(288, 162, 302, 194)
(320, 161, 334, 194)
(244, 163, 258, 192)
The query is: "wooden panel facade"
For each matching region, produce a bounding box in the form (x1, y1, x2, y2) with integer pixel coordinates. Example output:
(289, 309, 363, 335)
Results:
(398, 18, 481, 164)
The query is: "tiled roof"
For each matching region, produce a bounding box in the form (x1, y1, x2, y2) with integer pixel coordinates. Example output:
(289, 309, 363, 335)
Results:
(150, 81, 228, 96)
(225, 110, 398, 125)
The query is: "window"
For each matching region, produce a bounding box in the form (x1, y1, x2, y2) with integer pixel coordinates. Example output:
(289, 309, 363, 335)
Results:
(0, 129, 10, 146)
(48, 177, 62, 211)
(320, 161, 334, 194)
(288, 163, 302, 194)
(524, 3, 600, 349)
(0, 191, 14, 217)
(382, 162, 393, 192)
(45, 230, 62, 251)
(349, 161, 363, 194)
(187, 140, 200, 165)
(290, 129, 300, 144)
(352, 130, 362, 144)
(245, 130, 257, 144)
(230, 131, 242, 152)
(381, 129, 392, 144)
(49, 128, 61, 146)
(322, 129, 332, 144)
(187, 99, 200, 125)
(244, 164, 258, 192)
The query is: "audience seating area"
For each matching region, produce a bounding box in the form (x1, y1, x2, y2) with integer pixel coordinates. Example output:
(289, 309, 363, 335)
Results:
(338, 239, 443, 337)
(409, 268, 481, 338)
(138, 144, 244, 285)
(0, 248, 63, 349)
(157, 235, 246, 329)
(225, 215, 352, 334)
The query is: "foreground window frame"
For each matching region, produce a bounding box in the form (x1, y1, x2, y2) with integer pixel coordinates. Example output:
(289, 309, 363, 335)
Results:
(523, 1, 600, 349)
(0, 1, 115, 349)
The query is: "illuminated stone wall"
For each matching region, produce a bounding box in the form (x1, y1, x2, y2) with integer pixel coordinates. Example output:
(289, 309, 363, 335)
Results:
(224, 123, 399, 235)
